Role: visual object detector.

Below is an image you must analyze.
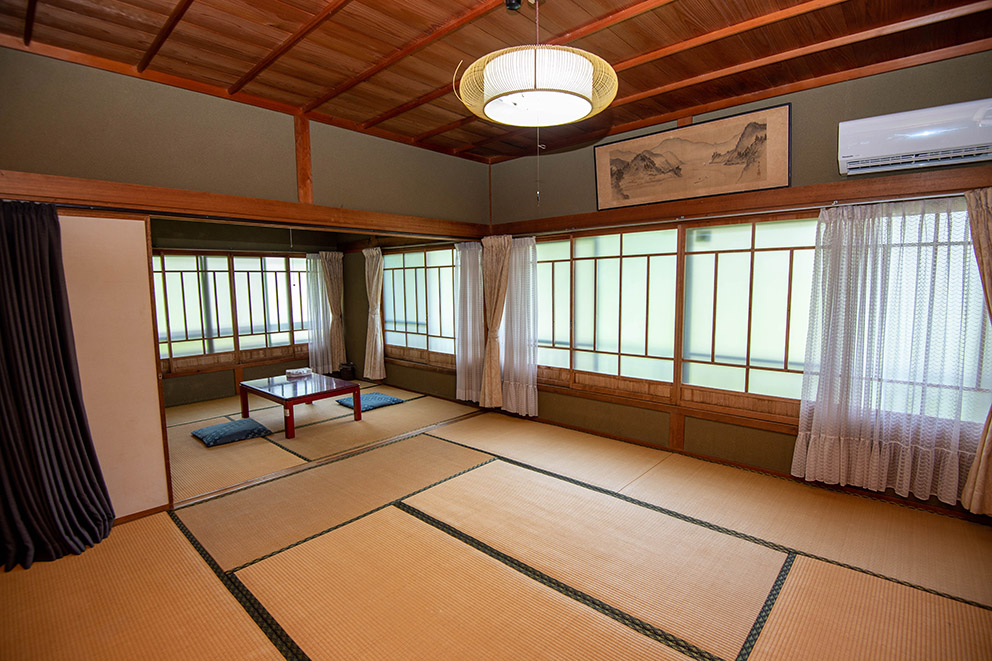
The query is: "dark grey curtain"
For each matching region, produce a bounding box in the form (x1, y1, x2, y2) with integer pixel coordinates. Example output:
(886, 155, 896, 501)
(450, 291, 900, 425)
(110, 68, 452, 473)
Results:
(0, 201, 114, 570)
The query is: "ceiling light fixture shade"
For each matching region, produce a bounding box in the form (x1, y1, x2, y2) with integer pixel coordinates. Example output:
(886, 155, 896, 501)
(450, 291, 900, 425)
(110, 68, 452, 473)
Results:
(457, 44, 618, 127)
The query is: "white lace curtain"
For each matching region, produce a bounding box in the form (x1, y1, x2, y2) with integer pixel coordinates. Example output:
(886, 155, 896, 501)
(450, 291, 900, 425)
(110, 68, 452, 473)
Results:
(455, 242, 484, 402)
(503, 237, 538, 416)
(792, 196, 992, 505)
(363, 246, 386, 380)
(320, 251, 348, 371)
(306, 253, 334, 373)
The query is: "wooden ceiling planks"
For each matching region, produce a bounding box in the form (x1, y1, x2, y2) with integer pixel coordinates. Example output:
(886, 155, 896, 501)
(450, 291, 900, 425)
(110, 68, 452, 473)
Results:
(1, 0, 989, 162)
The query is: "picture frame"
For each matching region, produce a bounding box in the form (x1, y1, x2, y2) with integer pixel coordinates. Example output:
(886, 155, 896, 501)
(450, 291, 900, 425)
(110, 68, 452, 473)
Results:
(594, 104, 791, 210)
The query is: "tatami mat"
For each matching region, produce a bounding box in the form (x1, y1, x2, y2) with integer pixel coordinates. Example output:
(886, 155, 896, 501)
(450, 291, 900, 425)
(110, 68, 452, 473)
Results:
(268, 396, 477, 461)
(428, 412, 669, 491)
(168, 417, 306, 501)
(236, 506, 692, 660)
(165, 394, 277, 427)
(178, 435, 491, 571)
(406, 460, 786, 660)
(750, 556, 992, 660)
(0, 513, 280, 661)
(621, 454, 992, 606)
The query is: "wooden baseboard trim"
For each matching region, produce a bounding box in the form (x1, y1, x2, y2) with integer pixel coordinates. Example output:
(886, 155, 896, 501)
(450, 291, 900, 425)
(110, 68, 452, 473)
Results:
(113, 503, 170, 525)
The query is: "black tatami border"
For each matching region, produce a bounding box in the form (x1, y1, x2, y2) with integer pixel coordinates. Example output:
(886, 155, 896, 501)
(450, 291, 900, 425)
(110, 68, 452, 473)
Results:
(425, 432, 992, 613)
(736, 553, 796, 661)
(395, 501, 726, 661)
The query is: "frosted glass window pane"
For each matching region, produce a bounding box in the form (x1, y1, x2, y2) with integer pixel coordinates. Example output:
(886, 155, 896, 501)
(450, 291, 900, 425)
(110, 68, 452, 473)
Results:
(172, 339, 204, 357)
(575, 234, 620, 258)
(181, 272, 203, 339)
(385, 331, 405, 346)
(620, 356, 673, 382)
(596, 258, 620, 353)
(687, 224, 751, 252)
(749, 251, 789, 368)
(164, 255, 197, 270)
(647, 255, 676, 358)
(416, 269, 427, 333)
(682, 362, 745, 391)
(538, 347, 569, 368)
(622, 229, 676, 255)
(788, 249, 814, 370)
(408, 333, 427, 349)
(209, 337, 235, 353)
(268, 332, 290, 346)
(439, 268, 454, 337)
(620, 256, 647, 355)
(537, 262, 554, 345)
(214, 275, 233, 337)
(573, 350, 618, 375)
(264, 256, 286, 272)
(714, 252, 750, 365)
(426, 269, 440, 335)
(754, 219, 818, 248)
(404, 252, 426, 267)
(159, 343, 169, 359)
(429, 337, 454, 354)
(573, 260, 595, 351)
(205, 256, 228, 271)
(382, 273, 396, 328)
(426, 249, 452, 267)
(295, 329, 309, 344)
(383, 253, 403, 269)
(240, 334, 266, 349)
(289, 257, 307, 271)
(748, 369, 803, 399)
(553, 262, 570, 346)
(404, 270, 418, 332)
(152, 255, 162, 271)
(153, 276, 168, 341)
(683, 253, 715, 361)
(537, 240, 570, 261)
(233, 257, 260, 271)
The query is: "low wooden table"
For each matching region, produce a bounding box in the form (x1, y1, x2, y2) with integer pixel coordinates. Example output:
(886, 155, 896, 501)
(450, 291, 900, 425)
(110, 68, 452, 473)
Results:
(239, 374, 361, 439)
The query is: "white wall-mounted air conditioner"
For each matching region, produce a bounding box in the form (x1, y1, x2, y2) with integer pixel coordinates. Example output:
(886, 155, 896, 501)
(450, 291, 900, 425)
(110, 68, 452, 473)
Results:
(838, 98, 992, 175)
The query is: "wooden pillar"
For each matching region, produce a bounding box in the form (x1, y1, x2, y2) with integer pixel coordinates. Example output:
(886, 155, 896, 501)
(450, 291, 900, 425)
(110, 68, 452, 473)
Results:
(677, 115, 693, 127)
(294, 113, 313, 204)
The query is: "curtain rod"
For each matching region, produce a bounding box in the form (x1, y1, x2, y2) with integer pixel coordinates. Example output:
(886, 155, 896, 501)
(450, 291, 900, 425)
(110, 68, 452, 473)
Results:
(519, 191, 964, 238)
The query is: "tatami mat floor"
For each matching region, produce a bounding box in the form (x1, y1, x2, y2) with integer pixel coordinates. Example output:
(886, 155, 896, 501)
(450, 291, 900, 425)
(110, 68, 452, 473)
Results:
(4, 405, 991, 660)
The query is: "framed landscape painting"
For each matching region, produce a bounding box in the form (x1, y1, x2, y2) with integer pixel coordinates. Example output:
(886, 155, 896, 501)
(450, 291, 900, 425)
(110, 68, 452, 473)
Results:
(595, 104, 791, 210)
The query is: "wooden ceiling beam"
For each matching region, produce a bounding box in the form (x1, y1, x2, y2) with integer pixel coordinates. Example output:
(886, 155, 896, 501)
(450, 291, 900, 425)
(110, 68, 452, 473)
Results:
(137, 0, 194, 73)
(361, 0, 673, 130)
(228, 0, 354, 95)
(23, 0, 37, 45)
(614, 0, 992, 108)
(421, 0, 844, 153)
(415, 116, 478, 143)
(302, 0, 504, 113)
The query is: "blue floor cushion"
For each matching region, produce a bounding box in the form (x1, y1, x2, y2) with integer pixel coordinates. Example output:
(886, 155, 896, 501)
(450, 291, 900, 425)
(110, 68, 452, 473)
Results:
(192, 418, 272, 447)
(336, 392, 403, 412)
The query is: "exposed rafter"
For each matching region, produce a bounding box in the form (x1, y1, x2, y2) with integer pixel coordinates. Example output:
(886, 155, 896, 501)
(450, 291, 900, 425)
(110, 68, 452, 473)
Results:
(23, 0, 37, 45)
(137, 0, 194, 73)
(613, 1, 992, 108)
(228, 0, 354, 95)
(360, 0, 676, 130)
(302, 0, 504, 114)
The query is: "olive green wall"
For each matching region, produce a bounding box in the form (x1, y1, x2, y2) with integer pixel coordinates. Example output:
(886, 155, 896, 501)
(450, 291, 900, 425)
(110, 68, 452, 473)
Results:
(310, 123, 489, 224)
(0, 48, 298, 202)
(683, 417, 797, 474)
(491, 50, 992, 224)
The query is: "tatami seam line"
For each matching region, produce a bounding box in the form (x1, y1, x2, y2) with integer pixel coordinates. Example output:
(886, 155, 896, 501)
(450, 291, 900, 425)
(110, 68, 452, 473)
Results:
(395, 501, 726, 661)
(226, 457, 497, 574)
(424, 432, 992, 612)
(736, 553, 795, 661)
(173, 408, 485, 510)
(166, 510, 309, 661)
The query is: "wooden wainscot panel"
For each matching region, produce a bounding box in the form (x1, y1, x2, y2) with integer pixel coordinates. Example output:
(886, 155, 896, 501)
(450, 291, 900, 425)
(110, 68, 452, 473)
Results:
(170, 351, 237, 373)
(572, 370, 673, 402)
(240, 346, 294, 363)
(680, 385, 800, 423)
(537, 365, 570, 386)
